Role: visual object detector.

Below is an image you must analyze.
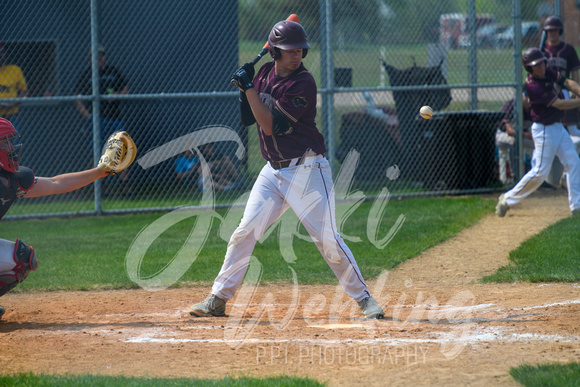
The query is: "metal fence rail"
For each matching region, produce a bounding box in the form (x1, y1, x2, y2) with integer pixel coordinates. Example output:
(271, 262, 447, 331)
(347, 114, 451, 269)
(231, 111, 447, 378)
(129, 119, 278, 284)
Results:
(0, 0, 557, 219)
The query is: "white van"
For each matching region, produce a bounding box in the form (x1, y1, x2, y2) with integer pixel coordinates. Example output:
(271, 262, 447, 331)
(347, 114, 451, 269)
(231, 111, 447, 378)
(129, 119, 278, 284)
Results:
(440, 13, 496, 49)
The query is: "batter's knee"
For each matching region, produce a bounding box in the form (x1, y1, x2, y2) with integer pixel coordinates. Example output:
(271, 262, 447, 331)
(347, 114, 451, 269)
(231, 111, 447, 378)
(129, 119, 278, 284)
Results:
(228, 227, 252, 248)
(561, 155, 580, 172)
(535, 163, 554, 178)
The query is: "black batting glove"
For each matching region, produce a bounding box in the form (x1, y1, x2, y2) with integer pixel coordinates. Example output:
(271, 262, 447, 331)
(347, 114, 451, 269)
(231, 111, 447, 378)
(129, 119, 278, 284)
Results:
(232, 69, 254, 91)
(231, 63, 255, 91)
(240, 62, 255, 80)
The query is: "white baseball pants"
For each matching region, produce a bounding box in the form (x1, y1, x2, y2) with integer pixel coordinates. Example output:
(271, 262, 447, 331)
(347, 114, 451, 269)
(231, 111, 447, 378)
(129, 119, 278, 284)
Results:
(211, 155, 371, 302)
(504, 122, 580, 211)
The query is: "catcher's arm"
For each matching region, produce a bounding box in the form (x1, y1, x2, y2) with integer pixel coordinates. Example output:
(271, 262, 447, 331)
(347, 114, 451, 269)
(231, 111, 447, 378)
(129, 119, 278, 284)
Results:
(25, 168, 108, 198)
(25, 131, 137, 198)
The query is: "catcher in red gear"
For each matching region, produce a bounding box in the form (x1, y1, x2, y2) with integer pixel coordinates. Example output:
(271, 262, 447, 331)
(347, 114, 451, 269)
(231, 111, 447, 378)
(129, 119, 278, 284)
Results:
(0, 117, 136, 319)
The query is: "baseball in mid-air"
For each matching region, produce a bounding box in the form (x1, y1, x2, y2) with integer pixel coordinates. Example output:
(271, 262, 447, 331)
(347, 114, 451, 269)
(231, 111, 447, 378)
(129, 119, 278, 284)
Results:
(420, 105, 433, 119)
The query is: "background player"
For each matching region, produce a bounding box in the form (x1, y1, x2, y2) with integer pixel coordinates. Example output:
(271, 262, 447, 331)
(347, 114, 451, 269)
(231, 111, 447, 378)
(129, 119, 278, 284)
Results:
(541, 16, 580, 187)
(190, 20, 385, 319)
(496, 48, 580, 217)
(0, 117, 135, 318)
(495, 97, 534, 184)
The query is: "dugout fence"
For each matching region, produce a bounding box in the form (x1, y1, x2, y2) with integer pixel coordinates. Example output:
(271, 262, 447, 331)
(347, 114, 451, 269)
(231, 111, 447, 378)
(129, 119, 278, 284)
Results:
(0, 0, 568, 219)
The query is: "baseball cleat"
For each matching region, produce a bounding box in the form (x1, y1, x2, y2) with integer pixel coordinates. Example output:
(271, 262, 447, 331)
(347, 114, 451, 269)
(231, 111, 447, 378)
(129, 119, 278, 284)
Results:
(189, 294, 226, 317)
(0, 305, 5, 319)
(495, 194, 509, 217)
(358, 296, 385, 319)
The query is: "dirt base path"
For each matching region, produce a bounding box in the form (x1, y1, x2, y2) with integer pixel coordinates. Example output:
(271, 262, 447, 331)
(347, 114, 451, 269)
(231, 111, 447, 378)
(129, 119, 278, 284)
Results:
(1, 189, 579, 386)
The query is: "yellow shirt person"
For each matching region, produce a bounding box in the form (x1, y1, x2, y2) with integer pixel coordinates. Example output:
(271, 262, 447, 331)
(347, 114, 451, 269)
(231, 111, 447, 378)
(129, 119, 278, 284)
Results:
(0, 42, 28, 118)
(0, 64, 27, 116)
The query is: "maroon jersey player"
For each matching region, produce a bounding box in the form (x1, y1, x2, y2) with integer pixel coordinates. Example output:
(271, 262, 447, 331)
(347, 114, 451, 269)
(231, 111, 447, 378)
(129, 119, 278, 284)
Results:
(190, 20, 385, 320)
(496, 48, 580, 217)
(542, 16, 580, 137)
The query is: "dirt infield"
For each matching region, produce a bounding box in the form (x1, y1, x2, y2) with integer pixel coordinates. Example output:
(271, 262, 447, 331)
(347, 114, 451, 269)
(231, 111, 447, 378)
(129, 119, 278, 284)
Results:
(1, 189, 579, 386)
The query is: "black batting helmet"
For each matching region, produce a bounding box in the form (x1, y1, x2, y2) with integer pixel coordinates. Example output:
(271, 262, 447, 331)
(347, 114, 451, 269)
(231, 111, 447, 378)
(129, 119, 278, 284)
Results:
(543, 16, 563, 35)
(267, 20, 310, 60)
(522, 47, 547, 73)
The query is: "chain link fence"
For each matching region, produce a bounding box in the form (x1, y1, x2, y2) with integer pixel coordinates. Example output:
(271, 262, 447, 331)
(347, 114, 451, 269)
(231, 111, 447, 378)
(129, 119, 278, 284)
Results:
(0, 0, 559, 218)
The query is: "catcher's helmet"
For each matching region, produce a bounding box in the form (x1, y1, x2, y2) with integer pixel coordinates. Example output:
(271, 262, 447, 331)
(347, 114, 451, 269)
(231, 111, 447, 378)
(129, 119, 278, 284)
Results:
(543, 16, 564, 35)
(268, 20, 310, 60)
(0, 118, 22, 173)
(522, 47, 547, 73)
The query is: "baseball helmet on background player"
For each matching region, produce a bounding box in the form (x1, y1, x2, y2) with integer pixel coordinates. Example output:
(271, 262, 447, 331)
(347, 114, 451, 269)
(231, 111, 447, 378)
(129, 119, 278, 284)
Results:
(0, 118, 22, 173)
(543, 16, 564, 35)
(522, 47, 547, 73)
(268, 20, 311, 60)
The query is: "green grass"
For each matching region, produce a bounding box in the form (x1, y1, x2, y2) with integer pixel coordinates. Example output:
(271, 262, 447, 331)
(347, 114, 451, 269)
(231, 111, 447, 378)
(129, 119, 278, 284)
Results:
(482, 215, 580, 283)
(0, 196, 493, 292)
(0, 373, 324, 386)
(240, 42, 518, 88)
(6, 183, 252, 217)
(510, 363, 580, 387)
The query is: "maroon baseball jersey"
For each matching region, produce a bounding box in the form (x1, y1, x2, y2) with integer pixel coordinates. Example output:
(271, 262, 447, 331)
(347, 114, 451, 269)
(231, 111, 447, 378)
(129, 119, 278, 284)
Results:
(542, 41, 580, 125)
(253, 62, 326, 162)
(525, 67, 564, 125)
(497, 99, 532, 132)
(542, 41, 580, 78)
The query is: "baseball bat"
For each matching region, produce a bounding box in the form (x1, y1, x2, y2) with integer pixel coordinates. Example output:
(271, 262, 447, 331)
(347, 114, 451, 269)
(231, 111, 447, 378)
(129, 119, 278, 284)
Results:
(539, 30, 547, 51)
(231, 14, 300, 87)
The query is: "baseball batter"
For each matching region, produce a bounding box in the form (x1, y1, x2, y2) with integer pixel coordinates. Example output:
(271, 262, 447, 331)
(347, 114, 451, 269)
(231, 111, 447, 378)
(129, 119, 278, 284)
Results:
(190, 20, 384, 319)
(0, 118, 135, 318)
(496, 48, 580, 217)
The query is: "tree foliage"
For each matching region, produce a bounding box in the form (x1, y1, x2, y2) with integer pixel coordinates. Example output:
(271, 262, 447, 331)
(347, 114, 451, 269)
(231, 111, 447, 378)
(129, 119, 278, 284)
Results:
(238, 0, 548, 46)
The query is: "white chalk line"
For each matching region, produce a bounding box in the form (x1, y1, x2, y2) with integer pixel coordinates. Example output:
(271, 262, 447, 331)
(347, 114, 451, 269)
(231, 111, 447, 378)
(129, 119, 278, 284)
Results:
(123, 328, 579, 346)
(15, 300, 578, 347)
(515, 299, 580, 310)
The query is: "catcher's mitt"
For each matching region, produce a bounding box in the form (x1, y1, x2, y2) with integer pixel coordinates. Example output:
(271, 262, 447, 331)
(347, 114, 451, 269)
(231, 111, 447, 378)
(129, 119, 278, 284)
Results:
(98, 131, 137, 174)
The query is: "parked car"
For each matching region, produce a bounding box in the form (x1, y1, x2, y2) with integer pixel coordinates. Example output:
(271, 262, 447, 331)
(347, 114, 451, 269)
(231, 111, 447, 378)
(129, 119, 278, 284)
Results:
(476, 24, 500, 48)
(497, 21, 540, 48)
(440, 13, 496, 49)
(456, 24, 503, 49)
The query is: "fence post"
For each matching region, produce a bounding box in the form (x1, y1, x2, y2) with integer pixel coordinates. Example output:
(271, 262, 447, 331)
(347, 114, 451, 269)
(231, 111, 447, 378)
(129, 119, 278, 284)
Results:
(468, 0, 477, 110)
(90, 0, 103, 215)
(319, 0, 334, 169)
(513, 0, 524, 180)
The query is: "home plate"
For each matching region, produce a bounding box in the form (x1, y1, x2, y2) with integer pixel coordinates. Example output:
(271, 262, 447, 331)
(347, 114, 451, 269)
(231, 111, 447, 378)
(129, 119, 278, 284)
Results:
(311, 324, 366, 329)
